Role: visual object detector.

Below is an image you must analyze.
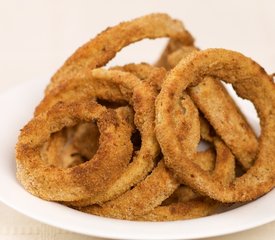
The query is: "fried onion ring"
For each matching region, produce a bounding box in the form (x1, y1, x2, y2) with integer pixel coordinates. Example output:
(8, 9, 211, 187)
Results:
(46, 13, 194, 94)
(156, 48, 275, 202)
(158, 44, 258, 169)
(60, 69, 160, 206)
(16, 101, 133, 201)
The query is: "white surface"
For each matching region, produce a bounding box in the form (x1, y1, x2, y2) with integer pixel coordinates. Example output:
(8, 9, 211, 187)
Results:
(0, 0, 274, 239)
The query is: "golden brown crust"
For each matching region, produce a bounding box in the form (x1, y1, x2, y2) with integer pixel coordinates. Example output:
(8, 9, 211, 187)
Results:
(188, 77, 258, 169)
(47, 13, 194, 94)
(155, 39, 193, 69)
(41, 127, 87, 168)
(79, 94, 233, 220)
(156, 48, 275, 202)
(111, 63, 166, 91)
(137, 199, 219, 221)
(16, 101, 134, 201)
(64, 69, 160, 206)
(158, 44, 258, 169)
(80, 161, 179, 219)
(161, 186, 199, 206)
(15, 14, 274, 222)
(71, 122, 100, 160)
(167, 46, 198, 68)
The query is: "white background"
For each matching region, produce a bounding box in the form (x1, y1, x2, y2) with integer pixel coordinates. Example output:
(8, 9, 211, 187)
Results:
(0, 0, 274, 239)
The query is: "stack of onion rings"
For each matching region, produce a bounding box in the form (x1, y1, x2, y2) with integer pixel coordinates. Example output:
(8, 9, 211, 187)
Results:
(16, 13, 274, 222)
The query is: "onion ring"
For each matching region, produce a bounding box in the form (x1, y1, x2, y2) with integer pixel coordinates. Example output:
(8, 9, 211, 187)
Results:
(156, 48, 275, 202)
(158, 44, 258, 169)
(57, 69, 160, 206)
(16, 101, 133, 201)
(46, 13, 194, 94)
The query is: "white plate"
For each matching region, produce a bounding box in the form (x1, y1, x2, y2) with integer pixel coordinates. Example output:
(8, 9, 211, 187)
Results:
(0, 78, 274, 240)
